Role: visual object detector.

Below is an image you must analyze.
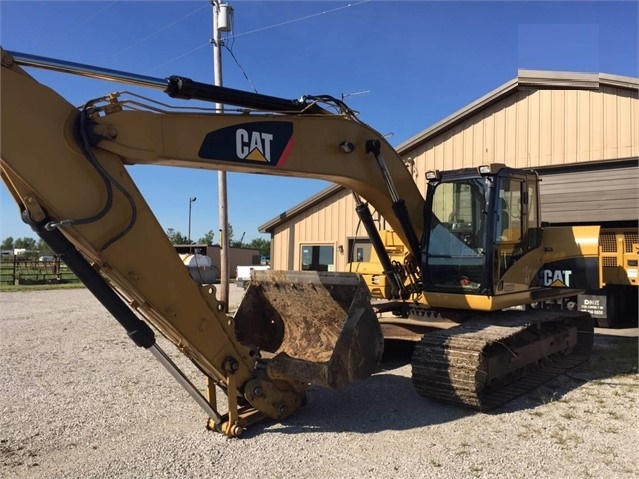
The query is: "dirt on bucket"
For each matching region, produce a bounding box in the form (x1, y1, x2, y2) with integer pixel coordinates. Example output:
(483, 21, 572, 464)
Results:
(233, 270, 383, 388)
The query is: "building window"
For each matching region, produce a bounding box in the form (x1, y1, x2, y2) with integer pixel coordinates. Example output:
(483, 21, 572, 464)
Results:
(301, 245, 334, 271)
(347, 238, 372, 263)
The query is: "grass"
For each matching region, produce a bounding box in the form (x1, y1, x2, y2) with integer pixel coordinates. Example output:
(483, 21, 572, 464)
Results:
(538, 390, 561, 405)
(606, 410, 622, 420)
(0, 282, 85, 293)
(602, 425, 619, 434)
(585, 340, 639, 378)
(551, 430, 584, 446)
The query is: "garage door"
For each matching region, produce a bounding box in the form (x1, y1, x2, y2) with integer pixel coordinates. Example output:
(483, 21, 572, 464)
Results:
(538, 159, 638, 224)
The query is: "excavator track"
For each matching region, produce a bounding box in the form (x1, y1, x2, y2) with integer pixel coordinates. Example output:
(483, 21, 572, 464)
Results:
(411, 310, 594, 410)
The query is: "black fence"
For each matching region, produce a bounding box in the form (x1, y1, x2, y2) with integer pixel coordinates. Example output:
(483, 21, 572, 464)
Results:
(0, 256, 79, 285)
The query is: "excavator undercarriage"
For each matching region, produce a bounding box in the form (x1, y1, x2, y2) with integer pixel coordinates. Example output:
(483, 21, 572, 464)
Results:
(410, 309, 593, 410)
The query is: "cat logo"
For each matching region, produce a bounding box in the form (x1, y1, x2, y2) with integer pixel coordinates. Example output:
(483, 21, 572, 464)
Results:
(236, 129, 273, 162)
(542, 269, 572, 287)
(199, 121, 294, 166)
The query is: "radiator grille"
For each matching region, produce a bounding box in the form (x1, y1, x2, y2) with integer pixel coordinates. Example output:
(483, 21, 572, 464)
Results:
(599, 233, 617, 253)
(602, 257, 618, 267)
(624, 232, 639, 253)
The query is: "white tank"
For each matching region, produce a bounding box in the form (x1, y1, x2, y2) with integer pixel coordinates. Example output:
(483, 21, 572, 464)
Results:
(179, 254, 218, 284)
(180, 253, 212, 268)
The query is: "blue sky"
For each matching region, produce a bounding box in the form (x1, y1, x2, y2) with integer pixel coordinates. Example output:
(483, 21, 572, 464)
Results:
(1, 0, 637, 244)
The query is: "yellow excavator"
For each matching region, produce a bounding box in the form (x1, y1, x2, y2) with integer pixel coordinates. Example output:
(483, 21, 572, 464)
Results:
(1, 49, 598, 436)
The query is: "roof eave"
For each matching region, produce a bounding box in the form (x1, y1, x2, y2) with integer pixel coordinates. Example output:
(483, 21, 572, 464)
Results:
(258, 183, 345, 233)
(397, 77, 518, 154)
(397, 69, 639, 155)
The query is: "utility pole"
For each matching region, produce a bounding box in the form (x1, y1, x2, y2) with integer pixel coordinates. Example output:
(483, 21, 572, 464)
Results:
(212, 0, 232, 312)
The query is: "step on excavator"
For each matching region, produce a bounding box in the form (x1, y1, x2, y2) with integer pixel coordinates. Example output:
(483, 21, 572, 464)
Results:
(1, 49, 596, 436)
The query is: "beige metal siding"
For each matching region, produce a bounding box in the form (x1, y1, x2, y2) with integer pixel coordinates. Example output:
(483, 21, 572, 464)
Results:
(270, 189, 387, 270)
(413, 86, 639, 175)
(408, 85, 638, 225)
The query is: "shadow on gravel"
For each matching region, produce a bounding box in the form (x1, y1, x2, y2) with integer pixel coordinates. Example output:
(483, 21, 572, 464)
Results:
(242, 340, 474, 437)
(242, 336, 638, 437)
(247, 374, 473, 437)
(489, 336, 638, 414)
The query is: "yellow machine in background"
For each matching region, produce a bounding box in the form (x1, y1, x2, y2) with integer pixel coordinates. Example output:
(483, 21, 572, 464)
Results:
(349, 224, 638, 328)
(347, 230, 408, 299)
(1, 49, 599, 436)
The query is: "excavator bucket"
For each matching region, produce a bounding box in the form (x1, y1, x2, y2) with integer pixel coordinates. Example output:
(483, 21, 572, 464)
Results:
(234, 270, 384, 389)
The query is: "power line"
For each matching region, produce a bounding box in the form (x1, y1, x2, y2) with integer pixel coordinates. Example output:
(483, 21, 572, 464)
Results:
(231, 0, 372, 39)
(144, 41, 210, 74)
(224, 44, 258, 93)
(144, 0, 372, 74)
(50, 1, 119, 43)
(109, 3, 209, 60)
(223, 1, 371, 92)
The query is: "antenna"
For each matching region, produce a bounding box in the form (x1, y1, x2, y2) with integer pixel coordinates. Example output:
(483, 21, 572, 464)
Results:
(340, 89, 371, 101)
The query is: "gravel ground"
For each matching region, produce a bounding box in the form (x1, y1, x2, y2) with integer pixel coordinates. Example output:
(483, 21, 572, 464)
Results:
(1, 288, 637, 479)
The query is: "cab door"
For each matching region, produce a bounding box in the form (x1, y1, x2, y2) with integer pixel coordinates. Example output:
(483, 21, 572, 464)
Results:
(492, 170, 541, 287)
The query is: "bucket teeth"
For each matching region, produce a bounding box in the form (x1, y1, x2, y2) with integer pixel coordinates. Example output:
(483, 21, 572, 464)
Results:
(234, 270, 384, 389)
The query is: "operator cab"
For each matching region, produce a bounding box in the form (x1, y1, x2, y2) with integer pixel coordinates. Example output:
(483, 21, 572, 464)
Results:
(421, 164, 541, 296)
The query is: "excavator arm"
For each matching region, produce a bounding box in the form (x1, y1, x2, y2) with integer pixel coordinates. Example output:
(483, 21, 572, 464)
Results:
(1, 50, 423, 436)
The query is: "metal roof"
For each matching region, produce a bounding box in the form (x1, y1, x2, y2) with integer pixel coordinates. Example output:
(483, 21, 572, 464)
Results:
(396, 69, 639, 154)
(259, 69, 639, 233)
(258, 183, 344, 233)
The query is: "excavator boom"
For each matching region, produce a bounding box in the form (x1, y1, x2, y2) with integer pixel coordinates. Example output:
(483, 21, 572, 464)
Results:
(3, 49, 425, 248)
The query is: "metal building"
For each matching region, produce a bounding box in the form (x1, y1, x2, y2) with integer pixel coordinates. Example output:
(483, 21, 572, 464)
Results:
(259, 69, 639, 271)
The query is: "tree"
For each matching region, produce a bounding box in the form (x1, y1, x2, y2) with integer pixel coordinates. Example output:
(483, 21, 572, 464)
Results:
(225, 223, 235, 246)
(246, 238, 271, 257)
(165, 228, 190, 245)
(36, 238, 54, 255)
(1, 237, 14, 250)
(198, 230, 215, 245)
(14, 237, 37, 250)
(224, 223, 246, 248)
